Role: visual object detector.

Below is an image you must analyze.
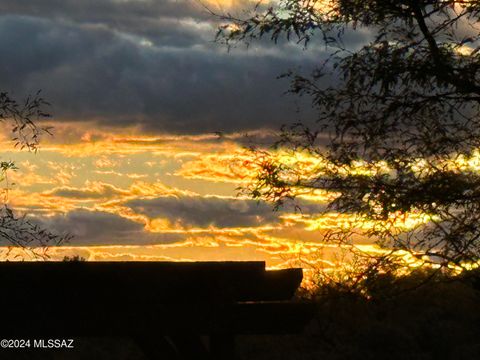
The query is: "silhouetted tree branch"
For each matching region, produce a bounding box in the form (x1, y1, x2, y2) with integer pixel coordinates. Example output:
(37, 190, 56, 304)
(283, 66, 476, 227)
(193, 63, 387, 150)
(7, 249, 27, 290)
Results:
(0, 91, 52, 151)
(0, 91, 69, 258)
(217, 0, 480, 270)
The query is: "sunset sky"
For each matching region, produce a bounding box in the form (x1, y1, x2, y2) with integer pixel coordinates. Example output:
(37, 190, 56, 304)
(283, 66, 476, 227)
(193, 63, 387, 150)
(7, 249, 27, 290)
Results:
(0, 0, 380, 267)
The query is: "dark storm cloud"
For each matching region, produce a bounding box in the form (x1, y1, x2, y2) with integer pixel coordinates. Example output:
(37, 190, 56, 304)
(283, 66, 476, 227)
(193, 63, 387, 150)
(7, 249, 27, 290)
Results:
(0, 0, 275, 49)
(32, 209, 184, 246)
(0, 15, 318, 133)
(0, 0, 208, 27)
(0, 1, 368, 133)
(46, 184, 127, 199)
(126, 195, 279, 228)
(126, 195, 327, 228)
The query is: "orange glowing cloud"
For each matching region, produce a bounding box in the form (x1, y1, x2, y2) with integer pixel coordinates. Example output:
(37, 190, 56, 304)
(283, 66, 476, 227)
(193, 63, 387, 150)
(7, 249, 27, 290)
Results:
(0, 122, 443, 271)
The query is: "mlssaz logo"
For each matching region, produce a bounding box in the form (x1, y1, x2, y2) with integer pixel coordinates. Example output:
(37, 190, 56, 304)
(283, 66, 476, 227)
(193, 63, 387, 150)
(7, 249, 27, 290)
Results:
(34, 339, 74, 349)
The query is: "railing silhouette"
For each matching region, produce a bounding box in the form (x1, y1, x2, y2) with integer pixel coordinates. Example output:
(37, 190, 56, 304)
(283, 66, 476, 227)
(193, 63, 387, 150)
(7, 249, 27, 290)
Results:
(0, 261, 314, 359)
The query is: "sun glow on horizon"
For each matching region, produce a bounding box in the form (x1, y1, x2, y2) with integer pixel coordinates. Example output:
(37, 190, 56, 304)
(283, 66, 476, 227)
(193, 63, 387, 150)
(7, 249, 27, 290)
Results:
(0, 121, 469, 273)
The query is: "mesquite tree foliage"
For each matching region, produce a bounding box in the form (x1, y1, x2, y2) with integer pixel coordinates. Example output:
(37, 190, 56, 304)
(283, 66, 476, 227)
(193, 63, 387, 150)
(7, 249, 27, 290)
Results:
(0, 91, 53, 151)
(0, 91, 69, 258)
(217, 0, 480, 268)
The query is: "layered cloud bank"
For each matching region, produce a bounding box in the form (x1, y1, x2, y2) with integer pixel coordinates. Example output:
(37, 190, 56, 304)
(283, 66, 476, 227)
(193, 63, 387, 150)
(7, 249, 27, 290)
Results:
(0, 1, 375, 267)
(0, 128, 334, 267)
(0, 0, 324, 134)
